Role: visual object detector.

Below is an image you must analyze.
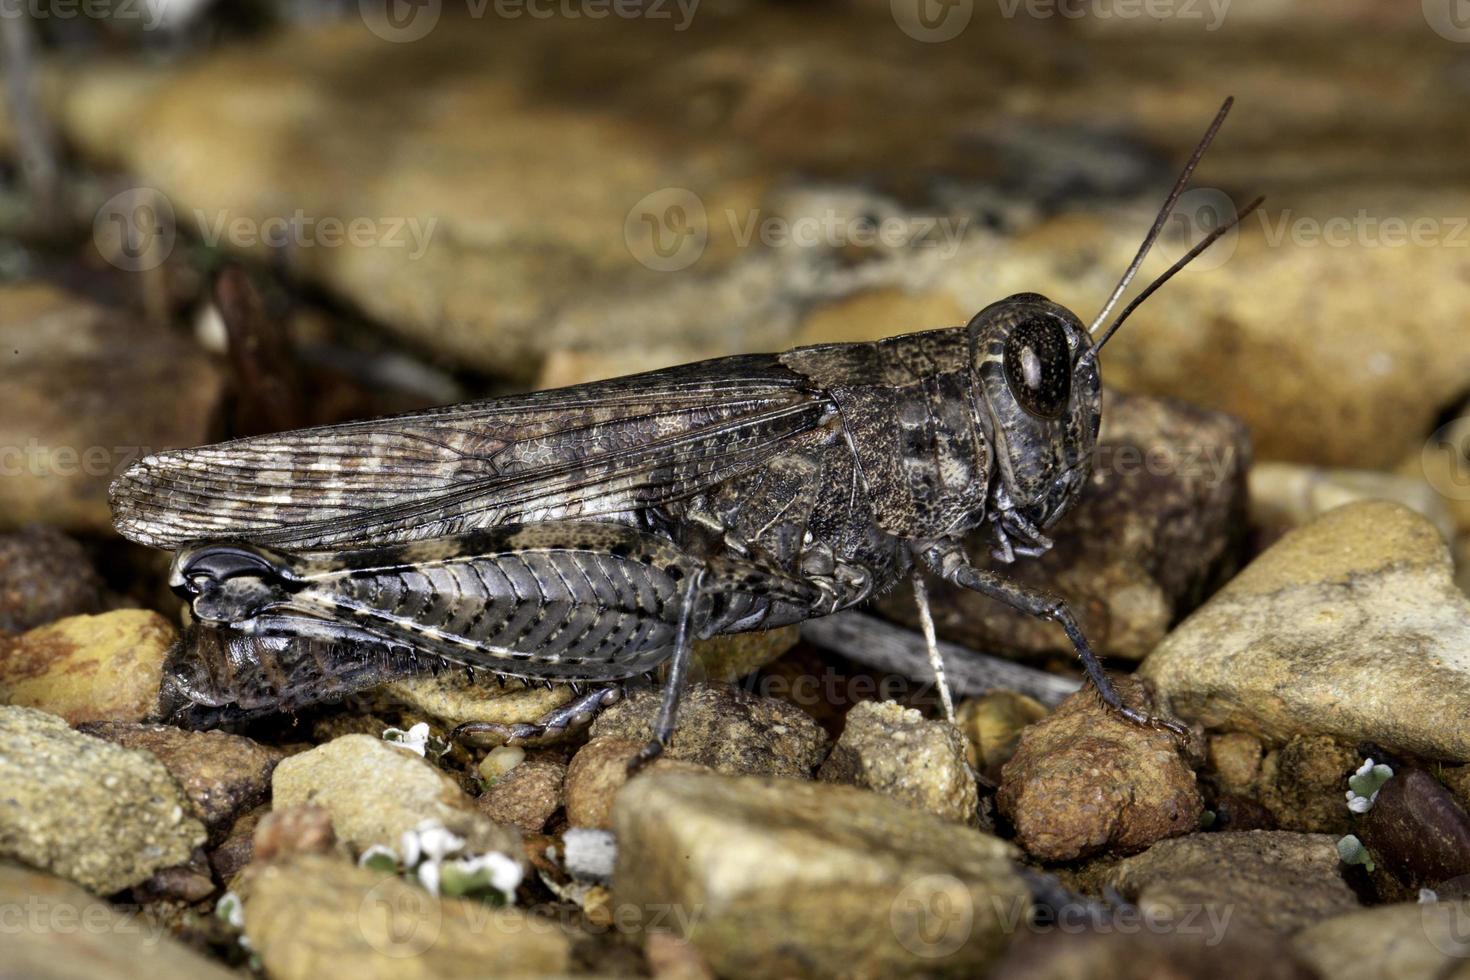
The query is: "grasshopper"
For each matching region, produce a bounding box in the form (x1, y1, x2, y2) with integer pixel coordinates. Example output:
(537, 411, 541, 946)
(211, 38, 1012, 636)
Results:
(111, 99, 1258, 766)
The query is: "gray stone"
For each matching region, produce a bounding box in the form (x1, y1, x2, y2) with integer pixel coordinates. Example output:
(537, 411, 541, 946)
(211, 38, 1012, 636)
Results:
(613, 770, 1030, 979)
(0, 706, 206, 894)
(1292, 900, 1470, 980)
(0, 526, 104, 633)
(1142, 501, 1470, 761)
(78, 721, 281, 842)
(1107, 831, 1360, 935)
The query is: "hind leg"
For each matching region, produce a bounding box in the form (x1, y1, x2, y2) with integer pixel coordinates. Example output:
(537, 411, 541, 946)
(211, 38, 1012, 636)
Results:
(628, 571, 705, 773)
(452, 682, 625, 746)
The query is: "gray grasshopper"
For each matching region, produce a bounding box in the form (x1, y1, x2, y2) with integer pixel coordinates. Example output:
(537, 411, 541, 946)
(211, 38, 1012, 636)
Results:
(111, 99, 1257, 766)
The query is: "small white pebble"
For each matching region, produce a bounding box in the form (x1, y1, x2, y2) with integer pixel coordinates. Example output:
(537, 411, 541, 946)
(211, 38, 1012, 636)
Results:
(563, 828, 617, 882)
(479, 746, 525, 781)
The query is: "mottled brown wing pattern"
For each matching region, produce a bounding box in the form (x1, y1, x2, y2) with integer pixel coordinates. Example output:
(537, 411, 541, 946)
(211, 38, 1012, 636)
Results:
(110, 355, 838, 550)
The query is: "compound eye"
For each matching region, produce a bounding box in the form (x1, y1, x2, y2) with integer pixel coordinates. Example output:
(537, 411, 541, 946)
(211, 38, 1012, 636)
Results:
(1003, 316, 1071, 420)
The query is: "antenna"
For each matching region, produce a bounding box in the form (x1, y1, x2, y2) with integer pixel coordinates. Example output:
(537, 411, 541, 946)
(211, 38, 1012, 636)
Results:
(1086, 97, 1236, 338)
(1086, 196, 1264, 359)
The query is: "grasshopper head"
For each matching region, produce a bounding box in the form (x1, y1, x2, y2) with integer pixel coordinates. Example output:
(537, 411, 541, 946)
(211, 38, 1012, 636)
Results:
(967, 293, 1101, 546)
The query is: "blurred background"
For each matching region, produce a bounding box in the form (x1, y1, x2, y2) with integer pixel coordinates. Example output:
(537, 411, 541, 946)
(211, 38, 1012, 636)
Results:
(2, 0, 1470, 614)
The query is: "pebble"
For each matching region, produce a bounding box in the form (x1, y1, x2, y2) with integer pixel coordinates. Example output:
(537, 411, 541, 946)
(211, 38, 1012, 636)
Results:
(1256, 735, 1359, 835)
(271, 734, 521, 860)
(0, 610, 176, 724)
(564, 737, 707, 830)
(0, 705, 206, 894)
(1107, 831, 1360, 935)
(1360, 768, 1470, 890)
(589, 682, 829, 778)
(243, 853, 570, 980)
(0, 525, 105, 632)
(78, 721, 281, 842)
(0, 863, 237, 980)
(1292, 899, 1470, 980)
(993, 928, 1315, 980)
(1249, 462, 1456, 546)
(1142, 501, 1470, 761)
(613, 770, 1030, 979)
(476, 757, 568, 833)
(0, 283, 224, 533)
(998, 677, 1202, 861)
(817, 700, 978, 824)
(955, 691, 1048, 780)
(252, 803, 339, 863)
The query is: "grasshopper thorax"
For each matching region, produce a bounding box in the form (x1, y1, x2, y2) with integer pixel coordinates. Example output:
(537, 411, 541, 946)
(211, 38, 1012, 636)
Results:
(968, 293, 1101, 550)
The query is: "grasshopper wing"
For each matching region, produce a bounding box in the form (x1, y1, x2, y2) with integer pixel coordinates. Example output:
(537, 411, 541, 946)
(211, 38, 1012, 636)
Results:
(111, 355, 837, 550)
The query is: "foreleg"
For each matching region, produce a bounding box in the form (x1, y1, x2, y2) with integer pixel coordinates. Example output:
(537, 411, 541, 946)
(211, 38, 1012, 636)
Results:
(918, 540, 1186, 738)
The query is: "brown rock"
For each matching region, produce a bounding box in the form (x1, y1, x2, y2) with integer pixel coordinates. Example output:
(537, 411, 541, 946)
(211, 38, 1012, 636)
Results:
(209, 805, 266, 883)
(1257, 735, 1357, 835)
(77, 721, 281, 842)
(993, 929, 1314, 980)
(0, 863, 238, 980)
(253, 804, 337, 863)
(1361, 768, 1470, 889)
(564, 736, 706, 830)
(243, 853, 571, 979)
(691, 626, 800, 684)
(0, 525, 105, 632)
(1293, 900, 1470, 980)
(998, 678, 1202, 861)
(882, 391, 1248, 661)
(0, 283, 224, 533)
(1208, 732, 1265, 796)
(955, 690, 1049, 779)
(817, 700, 978, 824)
(590, 682, 829, 778)
(476, 757, 567, 833)
(1108, 831, 1360, 934)
(377, 672, 576, 732)
(0, 610, 175, 723)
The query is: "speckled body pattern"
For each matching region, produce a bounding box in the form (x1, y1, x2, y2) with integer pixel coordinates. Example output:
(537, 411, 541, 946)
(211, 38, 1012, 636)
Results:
(113, 294, 1104, 720)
